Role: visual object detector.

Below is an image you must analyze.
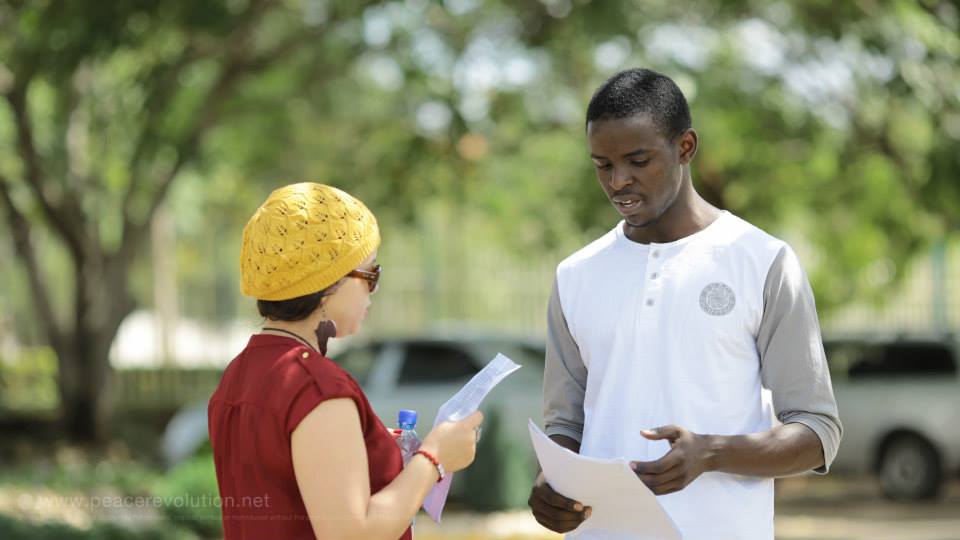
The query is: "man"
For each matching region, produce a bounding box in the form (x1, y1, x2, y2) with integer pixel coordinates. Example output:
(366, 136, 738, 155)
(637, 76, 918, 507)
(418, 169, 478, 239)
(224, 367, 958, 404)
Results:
(528, 68, 842, 539)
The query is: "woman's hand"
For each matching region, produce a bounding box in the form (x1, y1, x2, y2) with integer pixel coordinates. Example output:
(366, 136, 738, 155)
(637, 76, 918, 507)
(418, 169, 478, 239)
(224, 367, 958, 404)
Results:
(420, 411, 484, 473)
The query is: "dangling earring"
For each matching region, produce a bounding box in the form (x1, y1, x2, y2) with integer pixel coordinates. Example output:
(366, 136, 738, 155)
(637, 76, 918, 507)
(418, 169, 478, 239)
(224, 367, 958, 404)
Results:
(314, 317, 337, 356)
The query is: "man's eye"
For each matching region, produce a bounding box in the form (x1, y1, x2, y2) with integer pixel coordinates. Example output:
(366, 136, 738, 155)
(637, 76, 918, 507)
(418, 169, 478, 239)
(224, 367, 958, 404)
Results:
(594, 162, 612, 170)
(631, 160, 650, 167)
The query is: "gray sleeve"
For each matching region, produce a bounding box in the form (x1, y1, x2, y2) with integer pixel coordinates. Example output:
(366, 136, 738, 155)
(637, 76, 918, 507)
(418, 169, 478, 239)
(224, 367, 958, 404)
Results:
(758, 245, 843, 474)
(542, 278, 587, 443)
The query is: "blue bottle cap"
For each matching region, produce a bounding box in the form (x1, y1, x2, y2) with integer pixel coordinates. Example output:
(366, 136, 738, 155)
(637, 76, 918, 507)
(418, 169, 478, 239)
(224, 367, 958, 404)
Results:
(398, 409, 417, 427)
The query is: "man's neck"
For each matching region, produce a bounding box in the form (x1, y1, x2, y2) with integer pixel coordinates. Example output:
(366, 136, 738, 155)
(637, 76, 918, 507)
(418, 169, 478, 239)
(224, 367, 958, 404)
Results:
(622, 187, 721, 245)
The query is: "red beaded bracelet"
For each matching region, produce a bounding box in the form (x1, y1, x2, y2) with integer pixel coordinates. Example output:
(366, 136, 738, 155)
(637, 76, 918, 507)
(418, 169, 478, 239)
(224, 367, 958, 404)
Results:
(414, 449, 445, 483)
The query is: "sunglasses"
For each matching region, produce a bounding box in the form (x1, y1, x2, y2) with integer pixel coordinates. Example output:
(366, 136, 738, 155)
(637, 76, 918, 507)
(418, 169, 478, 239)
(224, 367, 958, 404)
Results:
(346, 264, 381, 294)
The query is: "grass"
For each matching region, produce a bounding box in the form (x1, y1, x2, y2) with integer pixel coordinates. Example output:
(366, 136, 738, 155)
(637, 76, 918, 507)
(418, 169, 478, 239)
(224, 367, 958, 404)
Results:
(0, 412, 210, 539)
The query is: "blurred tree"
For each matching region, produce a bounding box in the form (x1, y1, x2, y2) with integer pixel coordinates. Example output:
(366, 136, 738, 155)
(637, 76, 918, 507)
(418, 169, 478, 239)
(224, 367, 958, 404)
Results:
(464, 0, 960, 310)
(0, 0, 375, 440)
(1, 0, 958, 440)
(225, 0, 959, 313)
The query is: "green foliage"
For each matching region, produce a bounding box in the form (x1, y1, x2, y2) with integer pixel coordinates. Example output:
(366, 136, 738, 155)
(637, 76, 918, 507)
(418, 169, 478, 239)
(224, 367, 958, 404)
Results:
(153, 453, 222, 538)
(0, 513, 198, 540)
(186, 0, 960, 318)
(0, 456, 158, 497)
(2, 0, 959, 342)
(0, 347, 58, 412)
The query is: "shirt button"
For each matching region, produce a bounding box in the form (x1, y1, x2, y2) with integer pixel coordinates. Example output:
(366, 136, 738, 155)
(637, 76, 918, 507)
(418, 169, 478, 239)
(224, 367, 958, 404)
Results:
(301, 352, 310, 359)
(646, 299, 655, 306)
(652, 250, 660, 258)
(651, 272, 659, 280)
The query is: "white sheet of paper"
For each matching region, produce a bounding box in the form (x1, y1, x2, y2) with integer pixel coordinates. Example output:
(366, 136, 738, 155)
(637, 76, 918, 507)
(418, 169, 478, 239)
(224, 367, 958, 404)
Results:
(422, 353, 522, 522)
(528, 420, 682, 540)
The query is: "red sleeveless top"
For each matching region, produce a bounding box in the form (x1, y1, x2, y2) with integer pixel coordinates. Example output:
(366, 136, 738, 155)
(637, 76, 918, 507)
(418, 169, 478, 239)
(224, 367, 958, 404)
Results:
(208, 334, 411, 540)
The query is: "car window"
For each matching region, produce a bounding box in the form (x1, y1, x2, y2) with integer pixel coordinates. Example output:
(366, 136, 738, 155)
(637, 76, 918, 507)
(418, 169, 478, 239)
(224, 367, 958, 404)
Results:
(482, 341, 546, 368)
(825, 341, 957, 380)
(334, 344, 381, 386)
(824, 343, 878, 380)
(398, 342, 479, 385)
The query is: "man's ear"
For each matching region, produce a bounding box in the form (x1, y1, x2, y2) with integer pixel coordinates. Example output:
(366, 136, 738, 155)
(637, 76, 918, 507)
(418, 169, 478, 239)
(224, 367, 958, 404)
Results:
(677, 129, 698, 165)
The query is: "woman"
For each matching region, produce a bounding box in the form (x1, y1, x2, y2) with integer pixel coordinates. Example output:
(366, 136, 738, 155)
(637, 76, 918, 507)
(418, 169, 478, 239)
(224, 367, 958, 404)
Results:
(209, 183, 483, 539)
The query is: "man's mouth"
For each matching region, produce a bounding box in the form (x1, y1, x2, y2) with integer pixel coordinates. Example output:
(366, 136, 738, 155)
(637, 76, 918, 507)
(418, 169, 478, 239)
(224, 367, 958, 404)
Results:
(612, 194, 643, 210)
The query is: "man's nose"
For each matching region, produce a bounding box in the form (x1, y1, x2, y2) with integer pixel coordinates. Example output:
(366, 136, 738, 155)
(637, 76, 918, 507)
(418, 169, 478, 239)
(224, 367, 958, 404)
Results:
(609, 166, 633, 191)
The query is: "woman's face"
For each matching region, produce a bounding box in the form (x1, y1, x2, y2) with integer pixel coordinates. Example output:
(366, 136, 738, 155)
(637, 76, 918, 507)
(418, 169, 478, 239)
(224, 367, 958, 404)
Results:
(322, 251, 378, 337)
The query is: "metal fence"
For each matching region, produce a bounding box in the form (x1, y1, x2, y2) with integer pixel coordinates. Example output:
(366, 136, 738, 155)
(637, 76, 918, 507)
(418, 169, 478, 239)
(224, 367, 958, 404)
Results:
(363, 235, 959, 338)
(1, 235, 955, 416)
(0, 351, 221, 414)
(824, 241, 959, 335)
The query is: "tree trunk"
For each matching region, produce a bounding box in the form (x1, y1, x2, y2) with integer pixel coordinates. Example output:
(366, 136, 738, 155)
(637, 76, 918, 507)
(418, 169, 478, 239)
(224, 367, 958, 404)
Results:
(1, 0, 346, 443)
(56, 318, 116, 441)
(56, 254, 134, 442)
(58, 346, 111, 441)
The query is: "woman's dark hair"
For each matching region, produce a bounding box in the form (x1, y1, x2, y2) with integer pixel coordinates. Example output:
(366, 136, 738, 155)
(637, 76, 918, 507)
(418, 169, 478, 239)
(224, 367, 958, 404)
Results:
(257, 282, 340, 321)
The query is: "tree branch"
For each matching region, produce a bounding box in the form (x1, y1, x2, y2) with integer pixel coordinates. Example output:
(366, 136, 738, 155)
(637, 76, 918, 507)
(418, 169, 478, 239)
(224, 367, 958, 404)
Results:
(133, 22, 350, 224)
(5, 83, 86, 262)
(242, 27, 325, 72)
(121, 42, 200, 220)
(119, 0, 276, 233)
(147, 57, 255, 217)
(119, 0, 316, 251)
(0, 174, 65, 351)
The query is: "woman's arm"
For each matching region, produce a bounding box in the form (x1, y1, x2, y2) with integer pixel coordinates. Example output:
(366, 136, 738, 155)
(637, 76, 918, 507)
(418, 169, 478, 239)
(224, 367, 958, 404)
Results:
(292, 398, 480, 540)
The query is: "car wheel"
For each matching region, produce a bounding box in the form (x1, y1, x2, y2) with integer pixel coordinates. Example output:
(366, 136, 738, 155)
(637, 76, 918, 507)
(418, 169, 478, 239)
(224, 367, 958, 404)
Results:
(879, 433, 942, 500)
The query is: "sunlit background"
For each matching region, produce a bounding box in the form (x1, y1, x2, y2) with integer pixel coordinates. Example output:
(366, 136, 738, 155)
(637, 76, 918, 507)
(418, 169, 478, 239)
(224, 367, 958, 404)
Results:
(1, 0, 958, 539)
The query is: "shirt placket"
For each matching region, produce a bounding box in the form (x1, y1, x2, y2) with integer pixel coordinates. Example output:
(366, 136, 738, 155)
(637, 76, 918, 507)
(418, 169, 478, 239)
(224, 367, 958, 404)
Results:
(630, 245, 666, 448)
(639, 245, 666, 321)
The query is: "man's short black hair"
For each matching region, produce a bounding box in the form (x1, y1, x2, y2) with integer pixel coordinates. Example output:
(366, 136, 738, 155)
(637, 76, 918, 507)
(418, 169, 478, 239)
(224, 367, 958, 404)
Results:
(586, 68, 692, 139)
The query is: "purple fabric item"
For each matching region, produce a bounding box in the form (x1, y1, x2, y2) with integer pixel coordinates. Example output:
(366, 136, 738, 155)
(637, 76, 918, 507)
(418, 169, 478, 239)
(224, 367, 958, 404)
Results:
(423, 472, 453, 522)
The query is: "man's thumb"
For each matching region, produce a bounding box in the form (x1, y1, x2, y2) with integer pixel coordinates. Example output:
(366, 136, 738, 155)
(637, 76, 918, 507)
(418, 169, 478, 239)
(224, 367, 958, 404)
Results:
(641, 426, 679, 441)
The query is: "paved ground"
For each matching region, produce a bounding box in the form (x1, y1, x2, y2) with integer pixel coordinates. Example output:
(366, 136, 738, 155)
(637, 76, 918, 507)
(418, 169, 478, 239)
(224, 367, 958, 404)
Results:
(414, 475, 960, 540)
(774, 475, 960, 540)
(1, 473, 956, 539)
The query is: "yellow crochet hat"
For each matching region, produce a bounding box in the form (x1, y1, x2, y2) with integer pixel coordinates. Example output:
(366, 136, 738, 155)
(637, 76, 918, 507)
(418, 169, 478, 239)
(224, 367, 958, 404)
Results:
(240, 183, 380, 301)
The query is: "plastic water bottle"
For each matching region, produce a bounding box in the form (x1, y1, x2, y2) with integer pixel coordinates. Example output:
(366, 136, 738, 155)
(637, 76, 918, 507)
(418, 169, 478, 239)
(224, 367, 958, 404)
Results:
(397, 409, 421, 465)
(396, 410, 421, 531)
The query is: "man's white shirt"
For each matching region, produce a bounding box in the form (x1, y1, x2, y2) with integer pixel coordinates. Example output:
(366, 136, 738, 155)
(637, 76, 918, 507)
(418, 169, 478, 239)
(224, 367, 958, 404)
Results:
(543, 211, 842, 540)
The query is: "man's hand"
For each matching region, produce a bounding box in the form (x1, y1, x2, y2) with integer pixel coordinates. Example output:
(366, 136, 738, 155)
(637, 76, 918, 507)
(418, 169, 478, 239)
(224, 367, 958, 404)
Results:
(528, 471, 592, 533)
(630, 425, 715, 496)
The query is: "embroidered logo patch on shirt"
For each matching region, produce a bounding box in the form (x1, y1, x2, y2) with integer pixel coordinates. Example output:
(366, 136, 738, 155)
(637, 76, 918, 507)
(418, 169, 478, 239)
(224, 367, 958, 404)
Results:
(700, 282, 736, 316)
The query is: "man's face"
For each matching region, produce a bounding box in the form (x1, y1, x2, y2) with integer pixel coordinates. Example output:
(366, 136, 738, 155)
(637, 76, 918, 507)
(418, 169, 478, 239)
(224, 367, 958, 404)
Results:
(587, 114, 693, 229)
